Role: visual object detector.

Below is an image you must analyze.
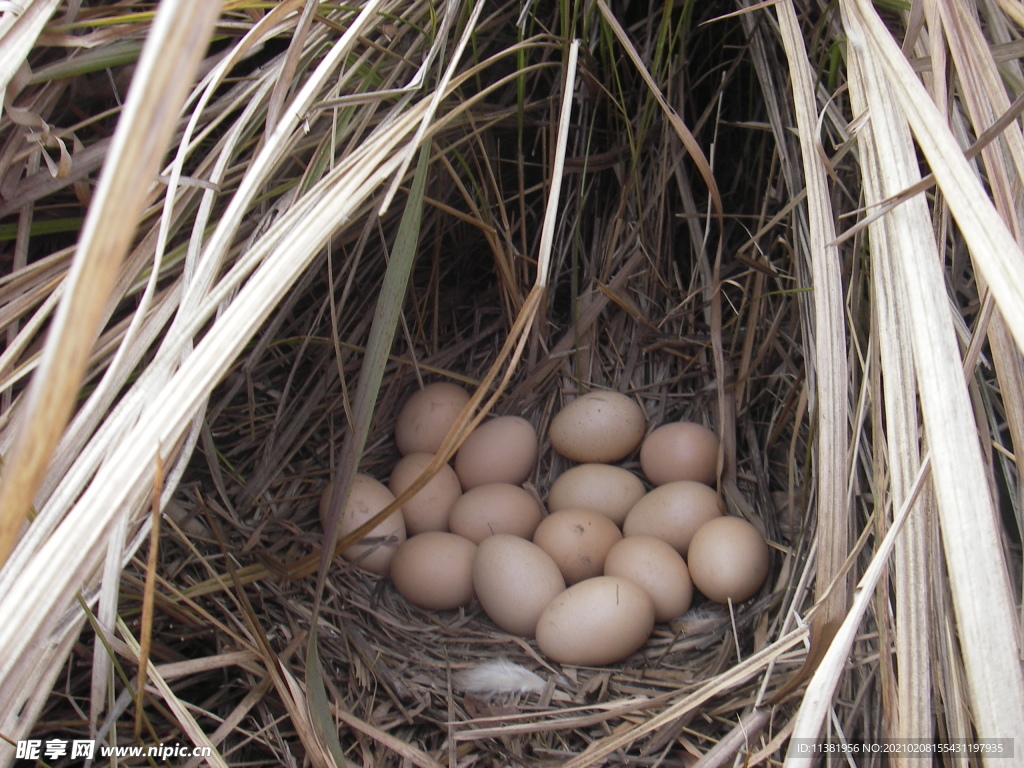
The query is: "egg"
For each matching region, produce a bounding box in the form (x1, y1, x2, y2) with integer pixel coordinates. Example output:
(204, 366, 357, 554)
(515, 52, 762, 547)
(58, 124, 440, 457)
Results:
(446, 483, 543, 543)
(547, 464, 646, 525)
(603, 536, 693, 622)
(454, 415, 538, 489)
(320, 474, 406, 575)
(472, 534, 566, 636)
(532, 508, 623, 584)
(687, 516, 770, 603)
(389, 532, 477, 610)
(622, 481, 723, 556)
(535, 576, 655, 666)
(548, 391, 646, 463)
(640, 421, 719, 486)
(388, 452, 462, 534)
(394, 382, 471, 456)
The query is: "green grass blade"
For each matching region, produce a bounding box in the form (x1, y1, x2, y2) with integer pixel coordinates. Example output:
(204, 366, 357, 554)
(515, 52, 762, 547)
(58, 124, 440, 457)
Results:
(314, 142, 432, 598)
(306, 142, 431, 767)
(305, 626, 346, 767)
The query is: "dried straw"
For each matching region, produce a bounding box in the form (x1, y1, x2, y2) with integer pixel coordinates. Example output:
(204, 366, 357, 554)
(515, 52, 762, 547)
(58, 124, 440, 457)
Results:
(1, 1, 1022, 766)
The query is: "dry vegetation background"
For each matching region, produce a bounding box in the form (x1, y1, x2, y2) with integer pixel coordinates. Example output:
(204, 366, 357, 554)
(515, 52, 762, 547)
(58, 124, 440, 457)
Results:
(0, 0, 1023, 766)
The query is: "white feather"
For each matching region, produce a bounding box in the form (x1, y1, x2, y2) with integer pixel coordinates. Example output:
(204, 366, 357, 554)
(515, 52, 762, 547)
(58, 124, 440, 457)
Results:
(454, 659, 546, 696)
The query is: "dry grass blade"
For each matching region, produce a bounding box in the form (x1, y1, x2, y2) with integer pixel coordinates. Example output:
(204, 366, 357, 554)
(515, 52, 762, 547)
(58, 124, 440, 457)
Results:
(535, 38, 579, 289)
(265, 0, 317, 133)
(691, 708, 772, 768)
(133, 457, 164, 740)
(847, 32, 933, 751)
(330, 703, 445, 768)
(171, 0, 386, 328)
(115, 618, 228, 768)
(936, 0, 1024, 540)
(840, 0, 1024, 748)
(379, 0, 484, 214)
(844, 1, 1024, 352)
(776, 0, 849, 637)
(0, 0, 221, 564)
(595, 0, 723, 222)
(784, 456, 932, 764)
(0, 0, 61, 104)
(559, 627, 810, 768)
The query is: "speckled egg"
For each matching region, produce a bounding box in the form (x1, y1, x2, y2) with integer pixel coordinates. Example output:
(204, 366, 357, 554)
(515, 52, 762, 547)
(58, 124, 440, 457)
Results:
(447, 482, 543, 543)
(394, 382, 471, 456)
(532, 508, 623, 584)
(389, 532, 477, 610)
(472, 534, 566, 636)
(535, 576, 655, 666)
(320, 474, 406, 575)
(622, 481, 723, 557)
(640, 421, 719, 487)
(547, 464, 646, 526)
(388, 452, 462, 535)
(548, 391, 646, 463)
(603, 535, 693, 622)
(454, 416, 538, 489)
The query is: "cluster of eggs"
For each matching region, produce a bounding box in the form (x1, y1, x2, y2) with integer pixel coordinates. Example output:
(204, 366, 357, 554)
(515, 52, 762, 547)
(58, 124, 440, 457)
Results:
(320, 383, 770, 667)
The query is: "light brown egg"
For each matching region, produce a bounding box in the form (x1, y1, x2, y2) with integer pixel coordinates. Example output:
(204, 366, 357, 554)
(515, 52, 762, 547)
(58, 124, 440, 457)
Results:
(394, 382, 470, 456)
(320, 474, 406, 575)
(454, 416, 538, 489)
(640, 421, 719, 487)
(472, 534, 566, 636)
(548, 391, 646, 463)
(603, 535, 693, 622)
(447, 482, 542, 543)
(687, 517, 770, 603)
(388, 453, 462, 535)
(535, 576, 655, 666)
(547, 464, 646, 526)
(622, 481, 723, 557)
(532, 508, 623, 584)
(389, 532, 477, 610)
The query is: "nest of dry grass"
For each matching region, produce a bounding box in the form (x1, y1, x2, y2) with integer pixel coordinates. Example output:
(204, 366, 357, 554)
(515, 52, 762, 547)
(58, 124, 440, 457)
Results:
(2, 1, 1023, 766)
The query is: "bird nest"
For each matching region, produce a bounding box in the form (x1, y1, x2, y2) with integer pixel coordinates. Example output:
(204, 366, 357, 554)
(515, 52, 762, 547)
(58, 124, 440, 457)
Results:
(141, 192, 803, 766)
